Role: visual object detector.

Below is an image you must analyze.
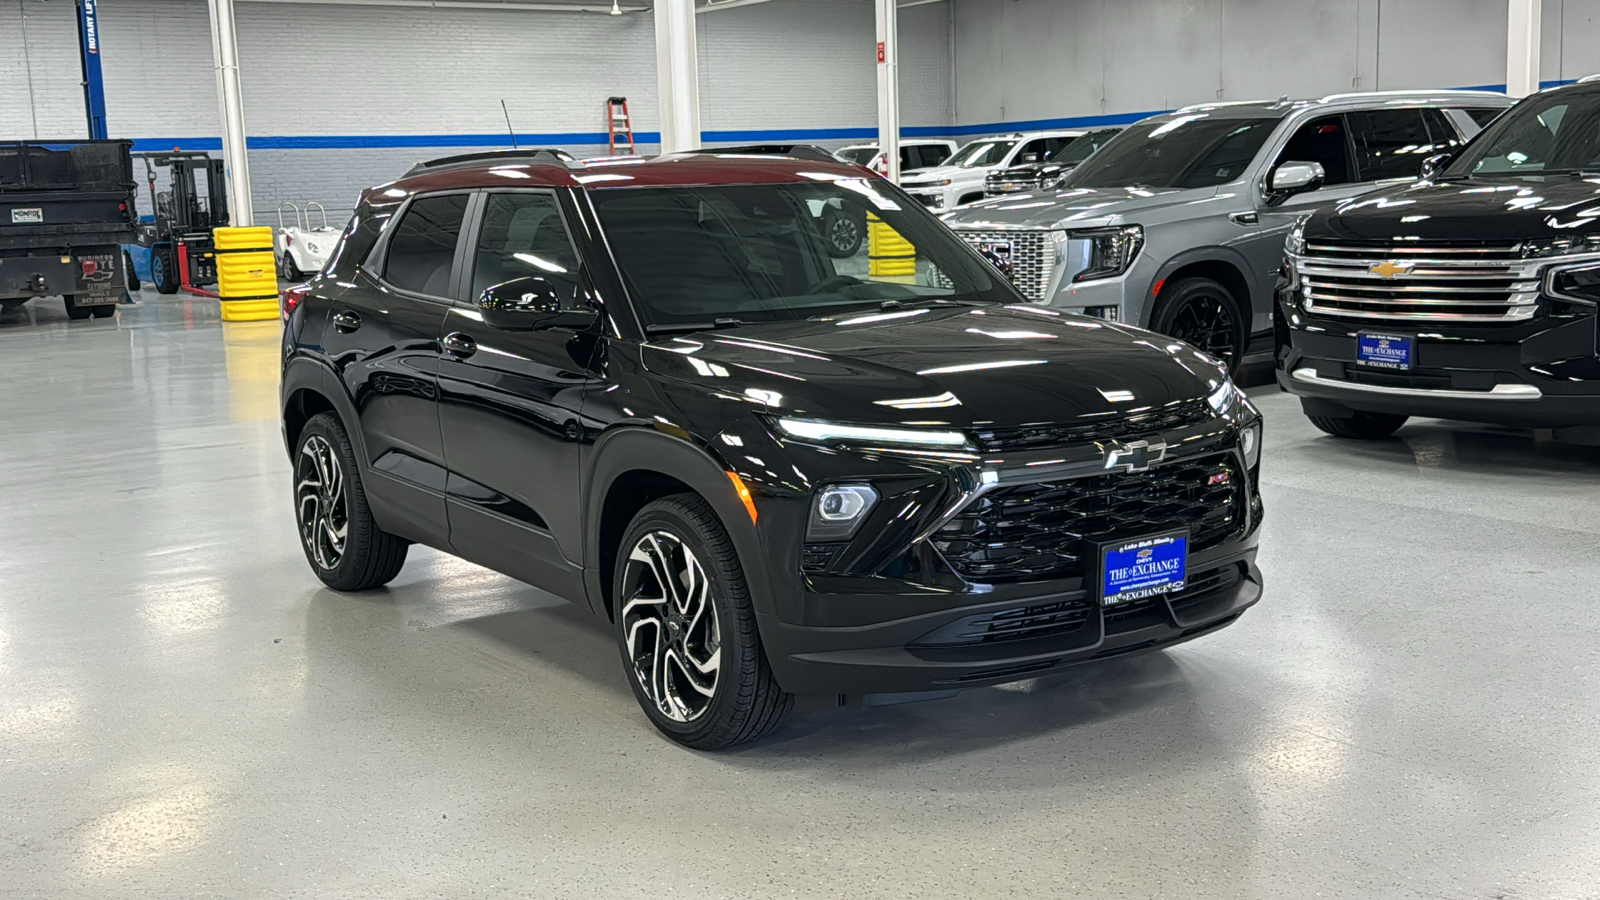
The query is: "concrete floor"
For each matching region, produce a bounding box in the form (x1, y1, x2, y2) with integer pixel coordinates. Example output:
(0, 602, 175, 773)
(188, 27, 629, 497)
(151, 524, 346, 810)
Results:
(2, 291, 1599, 899)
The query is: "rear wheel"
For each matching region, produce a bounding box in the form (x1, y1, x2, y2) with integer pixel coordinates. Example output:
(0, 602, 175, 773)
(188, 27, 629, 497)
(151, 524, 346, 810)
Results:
(152, 250, 179, 294)
(280, 251, 304, 282)
(1307, 410, 1409, 439)
(1150, 277, 1247, 374)
(1, 299, 25, 313)
(63, 295, 92, 320)
(819, 208, 863, 258)
(615, 494, 791, 750)
(124, 252, 141, 292)
(90, 303, 115, 319)
(294, 412, 409, 590)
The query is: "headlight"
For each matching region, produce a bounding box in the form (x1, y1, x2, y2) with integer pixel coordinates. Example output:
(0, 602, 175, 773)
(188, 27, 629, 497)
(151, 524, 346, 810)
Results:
(1285, 214, 1310, 257)
(306, 241, 321, 254)
(1522, 236, 1600, 259)
(806, 484, 879, 541)
(1068, 225, 1143, 283)
(1547, 261, 1600, 306)
(775, 418, 972, 449)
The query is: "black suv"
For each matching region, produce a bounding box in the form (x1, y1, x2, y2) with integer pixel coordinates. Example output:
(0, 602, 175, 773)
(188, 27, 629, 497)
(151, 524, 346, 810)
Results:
(1279, 80, 1600, 441)
(280, 150, 1265, 748)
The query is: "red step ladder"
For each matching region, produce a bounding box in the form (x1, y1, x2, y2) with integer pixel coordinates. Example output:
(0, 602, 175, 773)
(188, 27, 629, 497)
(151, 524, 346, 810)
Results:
(605, 97, 635, 156)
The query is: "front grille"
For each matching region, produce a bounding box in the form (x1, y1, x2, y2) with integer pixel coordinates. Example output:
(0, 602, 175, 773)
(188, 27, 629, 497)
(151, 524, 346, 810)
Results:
(931, 454, 1242, 583)
(984, 176, 1040, 194)
(951, 229, 1055, 300)
(971, 398, 1213, 453)
(1297, 240, 1540, 323)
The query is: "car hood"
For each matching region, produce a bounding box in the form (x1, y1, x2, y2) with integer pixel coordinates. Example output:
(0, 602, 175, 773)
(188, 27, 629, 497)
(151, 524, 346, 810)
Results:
(988, 162, 1077, 181)
(1314, 176, 1600, 242)
(640, 305, 1226, 428)
(944, 185, 1219, 229)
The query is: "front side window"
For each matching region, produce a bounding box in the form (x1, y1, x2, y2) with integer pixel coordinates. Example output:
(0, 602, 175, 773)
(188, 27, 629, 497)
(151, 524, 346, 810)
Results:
(1449, 92, 1600, 177)
(948, 139, 1019, 168)
(1049, 130, 1119, 165)
(1346, 109, 1435, 181)
(470, 193, 582, 303)
(384, 193, 468, 297)
(1013, 137, 1068, 165)
(1064, 116, 1278, 190)
(589, 179, 1015, 328)
(1273, 115, 1355, 186)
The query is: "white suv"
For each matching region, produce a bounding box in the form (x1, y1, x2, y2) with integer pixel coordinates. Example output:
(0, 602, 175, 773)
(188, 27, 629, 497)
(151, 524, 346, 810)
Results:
(835, 139, 957, 177)
(900, 131, 1084, 209)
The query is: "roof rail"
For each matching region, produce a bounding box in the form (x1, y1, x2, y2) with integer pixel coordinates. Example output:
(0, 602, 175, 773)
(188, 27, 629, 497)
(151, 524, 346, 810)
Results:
(691, 144, 840, 162)
(1317, 88, 1509, 102)
(1174, 98, 1282, 113)
(404, 147, 575, 177)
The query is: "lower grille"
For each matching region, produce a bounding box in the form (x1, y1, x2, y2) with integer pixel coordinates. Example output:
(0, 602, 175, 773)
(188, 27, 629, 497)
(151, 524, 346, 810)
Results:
(971, 399, 1213, 452)
(951, 229, 1054, 300)
(931, 454, 1242, 583)
(1298, 240, 1540, 323)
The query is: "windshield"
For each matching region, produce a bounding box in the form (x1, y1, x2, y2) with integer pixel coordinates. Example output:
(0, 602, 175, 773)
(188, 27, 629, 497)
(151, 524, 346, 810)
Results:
(1448, 90, 1600, 177)
(1049, 130, 1120, 165)
(589, 179, 1017, 328)
(948, 139, 1019, 168)
(836, 146, 877, 165)
(1063, 116, 1278, 189)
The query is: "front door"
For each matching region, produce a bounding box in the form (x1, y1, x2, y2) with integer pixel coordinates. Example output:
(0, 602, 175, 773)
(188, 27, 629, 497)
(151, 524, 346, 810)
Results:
(436, 189, 602, 602)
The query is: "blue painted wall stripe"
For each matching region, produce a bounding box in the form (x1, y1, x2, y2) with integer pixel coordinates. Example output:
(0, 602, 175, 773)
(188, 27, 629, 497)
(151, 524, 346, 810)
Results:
(124, 79, 1580, 154)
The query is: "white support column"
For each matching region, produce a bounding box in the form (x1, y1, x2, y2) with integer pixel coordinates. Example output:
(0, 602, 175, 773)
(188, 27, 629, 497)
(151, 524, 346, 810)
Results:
(655, 0, 700, 154)
(207, 0, 253, 226)
(1507, 0, 1541, 99)
(876, 0, 900, 183)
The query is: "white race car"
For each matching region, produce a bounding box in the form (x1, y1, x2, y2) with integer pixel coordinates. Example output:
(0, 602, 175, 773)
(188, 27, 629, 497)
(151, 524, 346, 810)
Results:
(276, 202, 340, 281)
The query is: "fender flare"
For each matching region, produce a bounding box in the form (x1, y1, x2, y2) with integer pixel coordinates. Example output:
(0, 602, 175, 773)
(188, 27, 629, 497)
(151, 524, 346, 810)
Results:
(280, 354, 365, 464)
(583, 427, 774, 620)
(1146, 246, 1261, 327)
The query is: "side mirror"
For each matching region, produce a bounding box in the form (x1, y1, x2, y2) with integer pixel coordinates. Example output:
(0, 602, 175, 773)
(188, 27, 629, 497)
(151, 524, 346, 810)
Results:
(1420, 152, 1454, 180)
(1268, 161, 1326, 201)
(478, 276, 597, 331)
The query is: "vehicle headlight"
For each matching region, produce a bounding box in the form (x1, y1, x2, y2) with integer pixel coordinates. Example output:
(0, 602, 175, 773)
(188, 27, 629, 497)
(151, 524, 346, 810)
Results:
(1285, 214, 1309, 257)
(306, 241, 321, 253)
(806, 484, 879, 541)
(775, 418, 972, 449)
(1522, 236, 1600, 259)
(1207, 378, 1263, 468)
(1547, 261, 1600, 306)
(1068, 225, 1143, 283)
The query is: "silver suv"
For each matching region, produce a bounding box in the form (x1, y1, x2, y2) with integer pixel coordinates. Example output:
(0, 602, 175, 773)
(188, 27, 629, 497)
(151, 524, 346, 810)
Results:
(940, 91, 1514, 369)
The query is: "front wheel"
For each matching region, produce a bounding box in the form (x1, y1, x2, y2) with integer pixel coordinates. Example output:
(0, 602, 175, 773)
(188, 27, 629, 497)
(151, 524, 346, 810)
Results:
(615, 494, 791, 749)
(280, 251, 304, 282)
(820, 208, 863, 258)
(1307, 410, 1409, 439)
(1149, 277, 1247, 374)
(294, 412, 409, 590)
(152, 250, 179, 294)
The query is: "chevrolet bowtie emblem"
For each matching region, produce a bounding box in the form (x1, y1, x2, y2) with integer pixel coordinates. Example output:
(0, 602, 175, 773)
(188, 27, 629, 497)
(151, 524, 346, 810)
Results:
(1103, 439, 1167, 474)
(1369, 260, 1413, 279)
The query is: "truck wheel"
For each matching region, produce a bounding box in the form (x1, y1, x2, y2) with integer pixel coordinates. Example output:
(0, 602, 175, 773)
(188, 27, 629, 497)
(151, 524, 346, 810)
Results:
(820, 208, 863, 258)
(1307, 410, 1408, 439)
(294, 412, 409, 591)
(614, 493, 791, 750)
(152, 251, 179, 294)
(280, 251, 303, 282)
(91, 303, 115, 319)
(124, 252, 141, 292)
(63, 295, 92, 320)
(1150, 277, 1247, 375)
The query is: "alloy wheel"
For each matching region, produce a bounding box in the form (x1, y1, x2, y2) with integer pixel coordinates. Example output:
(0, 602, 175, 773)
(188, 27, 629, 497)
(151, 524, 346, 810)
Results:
(828, 215, 861, 255)
(296, 434, 349, 570)
(1167, 293, 1238, 367)
(621, 531, 721, 723)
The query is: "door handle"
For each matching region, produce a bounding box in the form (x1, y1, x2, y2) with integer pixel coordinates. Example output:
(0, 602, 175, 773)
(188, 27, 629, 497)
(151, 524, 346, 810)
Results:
(442, 332, 477, 359)
(332, 310, 362, 332)
(1229, 211, 1260, 226)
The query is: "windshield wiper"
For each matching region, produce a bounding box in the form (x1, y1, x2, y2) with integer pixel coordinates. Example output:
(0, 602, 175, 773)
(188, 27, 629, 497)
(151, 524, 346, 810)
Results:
(644, 317, 748, 335)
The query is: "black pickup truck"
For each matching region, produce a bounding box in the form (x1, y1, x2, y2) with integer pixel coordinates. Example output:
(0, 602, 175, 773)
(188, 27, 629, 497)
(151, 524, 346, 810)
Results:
(1, 140, 139, 319)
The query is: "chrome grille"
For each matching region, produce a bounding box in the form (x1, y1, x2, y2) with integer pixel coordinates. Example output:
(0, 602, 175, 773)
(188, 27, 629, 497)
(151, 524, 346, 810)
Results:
(1296, 240, 1540, 323)
(984, 176, 1041, 195)
(951, 229, 1055, 300)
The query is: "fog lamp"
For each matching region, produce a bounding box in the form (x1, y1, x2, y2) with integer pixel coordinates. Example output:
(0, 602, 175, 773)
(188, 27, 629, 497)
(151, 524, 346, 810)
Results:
(807, 484, 879, 541)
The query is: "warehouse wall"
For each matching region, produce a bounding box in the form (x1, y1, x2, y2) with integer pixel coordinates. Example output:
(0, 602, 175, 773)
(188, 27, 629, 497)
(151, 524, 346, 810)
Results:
(951, 0, 1600, 130)
(0, 0, 951, 225)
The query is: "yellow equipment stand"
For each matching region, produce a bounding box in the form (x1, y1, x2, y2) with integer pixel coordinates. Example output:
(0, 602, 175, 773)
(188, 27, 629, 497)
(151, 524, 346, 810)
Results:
(214, 226, 280, 322)
(866, 213, 917, 279)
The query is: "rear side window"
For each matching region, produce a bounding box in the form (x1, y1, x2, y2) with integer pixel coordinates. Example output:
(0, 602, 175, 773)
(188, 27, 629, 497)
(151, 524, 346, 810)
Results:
(383, 194, 469, 297)
(1347, 109, 1434, 181)
(327, 196, 401, 280)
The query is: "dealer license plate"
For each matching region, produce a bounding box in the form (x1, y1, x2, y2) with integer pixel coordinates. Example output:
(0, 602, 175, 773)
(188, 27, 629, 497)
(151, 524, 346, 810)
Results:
(1098, 532, 1188, 607)
(1356, 332, 1413, 370)
(11, 208, 43, 224)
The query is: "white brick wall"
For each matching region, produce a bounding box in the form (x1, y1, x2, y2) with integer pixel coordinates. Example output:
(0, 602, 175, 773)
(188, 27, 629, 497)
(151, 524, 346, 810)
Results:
(1, 0, 93, 140)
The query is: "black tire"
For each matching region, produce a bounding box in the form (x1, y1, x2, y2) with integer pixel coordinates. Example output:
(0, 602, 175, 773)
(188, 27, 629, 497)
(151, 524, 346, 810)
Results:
(0, 299, 25, 313)
(63, 295, 92, 320)
(124, 251, 141, 292)
(819, 208, 863, 258)
(1307, 410, 1409, 439)
(614, 493, 792, 750)
(90, 303, 115, 318)
(1149, 276, 1248, 374)
(152, 249, 179, 294)
(281, 251, 303, 282)
(294, 412, 409, 591)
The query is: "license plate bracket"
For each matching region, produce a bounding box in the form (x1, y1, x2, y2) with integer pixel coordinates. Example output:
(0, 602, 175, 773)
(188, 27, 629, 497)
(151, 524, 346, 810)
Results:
(1093, 531, 1189, 607)
(1356, 332, 1414, 370)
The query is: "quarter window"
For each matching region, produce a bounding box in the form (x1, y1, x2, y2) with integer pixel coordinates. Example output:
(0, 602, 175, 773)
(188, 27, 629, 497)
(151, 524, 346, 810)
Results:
(470, 193, 582, 303)
(1347, 109, 1436, 181)
(384, 193, 469, 297)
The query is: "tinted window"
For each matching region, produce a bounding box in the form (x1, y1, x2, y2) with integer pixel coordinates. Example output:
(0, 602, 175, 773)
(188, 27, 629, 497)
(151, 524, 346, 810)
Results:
(328, 196, 402, 280)
(1450, 92, 1600, 176)
(384, 194, 468, 297)
(1273, 115, 1354, 186)
(920, 144, 952, 167)
(1013, 137, 1068, 164)
(589, 179, 1012, 326)
(949, 139, 1018, 167)
(1049, 130, 1119, 164)
(1065, 116, 1278, 190)
(1420, 108, 1467, 154)
(1347, 109, 1434, 181)
(470, 193, 581, 303)
(1464, 107, 1506, 128)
